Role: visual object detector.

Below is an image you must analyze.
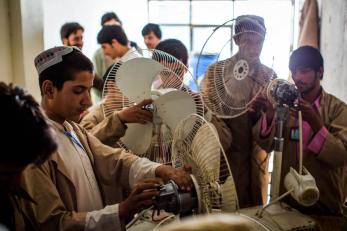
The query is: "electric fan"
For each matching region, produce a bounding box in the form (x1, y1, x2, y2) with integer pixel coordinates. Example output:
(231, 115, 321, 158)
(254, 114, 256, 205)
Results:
(197, 17, 276, 119)
(170, 114, 239, 213)
(154, 113, 316, 231)
(102, 49, 204, 162)
(126, 111, 316, 231)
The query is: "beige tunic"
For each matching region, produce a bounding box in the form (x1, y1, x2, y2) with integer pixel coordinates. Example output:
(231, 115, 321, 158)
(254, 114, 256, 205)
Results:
(18, 121, 160, 231)
(80, 104, 126, 147)
(205, 54, 276, 208)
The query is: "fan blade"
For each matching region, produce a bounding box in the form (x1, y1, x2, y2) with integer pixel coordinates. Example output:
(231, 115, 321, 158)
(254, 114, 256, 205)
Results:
(221, 176, 238, 212)
(154, 90, 197, 132)
(120, 123, 153, 154)
(116, 58, 165, 103)
(191, 123, 221, 181)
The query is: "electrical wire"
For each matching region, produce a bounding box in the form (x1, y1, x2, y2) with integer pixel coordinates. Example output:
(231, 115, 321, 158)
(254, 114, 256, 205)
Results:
(153, 215, 176, 231)
(126, 206, 154, 229)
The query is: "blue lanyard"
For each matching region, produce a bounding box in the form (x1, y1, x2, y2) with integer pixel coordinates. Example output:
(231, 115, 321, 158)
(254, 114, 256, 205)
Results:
(63, 127, 86, 153)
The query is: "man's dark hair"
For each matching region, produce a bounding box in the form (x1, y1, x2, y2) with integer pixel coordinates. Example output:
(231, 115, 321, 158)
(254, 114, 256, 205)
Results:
(60, 22, 84, 42)
(289, 46, 324, 79)
(101, 12, 122, 26)
(142, 23, 162, 39)
(97, 25, 128, 46)
(0, 82, 57, 165)
(155, 39, 188, 66)
(38, 49, 93, 94)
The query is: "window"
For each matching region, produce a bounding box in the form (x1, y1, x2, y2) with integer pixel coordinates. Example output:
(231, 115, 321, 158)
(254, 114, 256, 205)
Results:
(148, 0, 298, 80)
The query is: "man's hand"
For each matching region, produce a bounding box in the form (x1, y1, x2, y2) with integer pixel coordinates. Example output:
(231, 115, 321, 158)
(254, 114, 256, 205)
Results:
(249, 94, 275, 124)
(291, 98, 324, 133)
(119, 179, 160, 220)
(117, 99, 153, 124)
(155, 165, 193, 191)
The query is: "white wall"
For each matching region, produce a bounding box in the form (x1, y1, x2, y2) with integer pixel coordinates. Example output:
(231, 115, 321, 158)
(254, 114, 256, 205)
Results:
(320, 0, 347, 103)
(0, 0, 44, 100)
(0, 0, 13, 83)
(43, 0, 148, 60)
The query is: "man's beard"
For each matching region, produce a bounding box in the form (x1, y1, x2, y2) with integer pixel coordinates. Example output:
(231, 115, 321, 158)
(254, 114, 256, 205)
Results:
(298, 73, 319, 95)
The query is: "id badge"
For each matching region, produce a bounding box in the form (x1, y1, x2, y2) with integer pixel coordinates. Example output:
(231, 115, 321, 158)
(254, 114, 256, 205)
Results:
(290, 127, 300, 141)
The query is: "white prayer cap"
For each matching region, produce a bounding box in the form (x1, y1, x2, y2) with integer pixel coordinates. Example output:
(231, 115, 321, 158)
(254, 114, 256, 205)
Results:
(34, 46, 81, 75)
(233, 15, 266, 38)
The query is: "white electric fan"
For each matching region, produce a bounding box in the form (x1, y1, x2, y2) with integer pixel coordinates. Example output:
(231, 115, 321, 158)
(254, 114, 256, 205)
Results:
(154, 112, 317, 231)
(197, 18, 276, 119)
(171, 114, 239, 213)
(102, 49, 204, 163)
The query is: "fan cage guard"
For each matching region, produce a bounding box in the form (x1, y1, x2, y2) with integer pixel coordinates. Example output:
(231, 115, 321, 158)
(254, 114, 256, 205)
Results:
(197, 19, 276, 119)
(172, 114, 239, 213)
(101, 49, 205, 160)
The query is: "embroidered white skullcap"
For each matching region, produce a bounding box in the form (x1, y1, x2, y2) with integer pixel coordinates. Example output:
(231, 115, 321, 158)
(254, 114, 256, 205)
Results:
(34, 46, 81, 74)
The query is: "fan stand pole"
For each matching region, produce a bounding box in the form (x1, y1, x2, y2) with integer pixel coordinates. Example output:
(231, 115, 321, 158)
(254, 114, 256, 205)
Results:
(298, 110, 303, 175)
(270, 105, 288, 201)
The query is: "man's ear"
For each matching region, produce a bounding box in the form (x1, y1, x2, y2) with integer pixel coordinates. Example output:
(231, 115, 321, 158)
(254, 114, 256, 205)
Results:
(233, 36, 240, 46)
(42, 80, 56, 99)
(317, 67, 324, 80)
(63, 38, 68, 46)
(111, 38, 119, 47)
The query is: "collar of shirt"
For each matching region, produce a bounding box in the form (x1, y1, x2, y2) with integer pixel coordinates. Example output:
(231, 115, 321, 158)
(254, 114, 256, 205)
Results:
(312, 93, 322, 111)
(48, 119, 73, 133)
(120, 47, 140, 63)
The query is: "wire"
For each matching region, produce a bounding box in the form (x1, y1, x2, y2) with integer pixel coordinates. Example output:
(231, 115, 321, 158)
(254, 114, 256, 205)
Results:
(151, 209, 171, 222)
(257, 189, 294, 218)
(195, 19, 236, 79)
(126, 206, 154, 229)
(153, 215, 176, 231)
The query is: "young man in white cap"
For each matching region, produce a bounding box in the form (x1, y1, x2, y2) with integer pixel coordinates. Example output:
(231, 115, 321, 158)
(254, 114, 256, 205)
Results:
(203, 15, 276, 208)
(18, 46, 192, 230)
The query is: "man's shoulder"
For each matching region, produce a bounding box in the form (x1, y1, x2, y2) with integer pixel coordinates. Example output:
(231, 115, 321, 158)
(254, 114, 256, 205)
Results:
(323, 90, 347, 108)
(80, 104, 104, 125)
(67, 120, 89, 135)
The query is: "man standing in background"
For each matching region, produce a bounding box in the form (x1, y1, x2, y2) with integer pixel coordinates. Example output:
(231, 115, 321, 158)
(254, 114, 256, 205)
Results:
(142, 23, 162, 49)
(60, 22, 84, 50)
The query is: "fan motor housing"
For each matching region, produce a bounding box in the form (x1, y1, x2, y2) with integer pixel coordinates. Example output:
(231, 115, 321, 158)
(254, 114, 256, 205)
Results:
(154, 180, 197, 215)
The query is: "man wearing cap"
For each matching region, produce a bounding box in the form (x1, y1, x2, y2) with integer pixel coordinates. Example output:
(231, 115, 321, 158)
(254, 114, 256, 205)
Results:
(18, 46, 192, 230)
(204, 15, 276, 208)
(252, 46, 347, 230)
